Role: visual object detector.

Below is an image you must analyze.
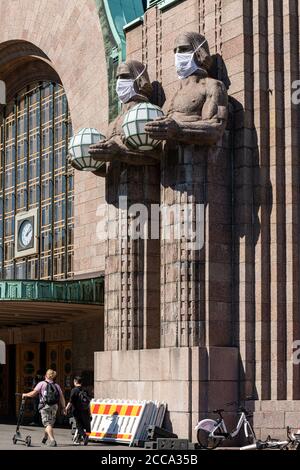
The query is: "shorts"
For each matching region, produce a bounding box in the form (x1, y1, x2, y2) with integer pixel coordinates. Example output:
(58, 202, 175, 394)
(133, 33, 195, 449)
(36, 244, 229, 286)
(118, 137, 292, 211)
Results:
(40, 404, 58, 427)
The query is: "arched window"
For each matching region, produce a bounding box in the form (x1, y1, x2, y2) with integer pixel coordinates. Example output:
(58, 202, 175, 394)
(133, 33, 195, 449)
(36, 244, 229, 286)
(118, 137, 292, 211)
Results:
(0, 82, 74, 280)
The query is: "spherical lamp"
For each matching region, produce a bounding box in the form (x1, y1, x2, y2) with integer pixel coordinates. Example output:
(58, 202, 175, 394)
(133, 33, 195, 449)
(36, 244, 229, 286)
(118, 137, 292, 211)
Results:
(68, 128, 105, 171)
(122, 102, 164, 151)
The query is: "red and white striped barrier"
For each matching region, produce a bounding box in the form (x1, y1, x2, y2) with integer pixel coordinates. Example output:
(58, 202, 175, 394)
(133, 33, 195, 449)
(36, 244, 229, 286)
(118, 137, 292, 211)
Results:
(89, 399, 166, 445)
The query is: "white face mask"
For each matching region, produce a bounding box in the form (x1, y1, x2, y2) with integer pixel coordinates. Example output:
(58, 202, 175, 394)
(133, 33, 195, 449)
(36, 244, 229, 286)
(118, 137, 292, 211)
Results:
(116, 67, 146, 103)
(175, 39, 207, 80)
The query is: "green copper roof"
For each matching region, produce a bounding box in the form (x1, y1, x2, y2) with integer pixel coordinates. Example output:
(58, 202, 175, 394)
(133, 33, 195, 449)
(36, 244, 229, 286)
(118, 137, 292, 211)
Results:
(0, 277, 104, 305)
(103, 0, 145, 59)
(95, 0, 146, 121)
(95, 0, 145, 60)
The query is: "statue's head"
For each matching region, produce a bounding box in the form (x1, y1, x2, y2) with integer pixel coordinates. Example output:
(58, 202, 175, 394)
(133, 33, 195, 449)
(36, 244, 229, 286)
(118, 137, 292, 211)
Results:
(174, 32, 212, 75)
(116, 60, 152, 103)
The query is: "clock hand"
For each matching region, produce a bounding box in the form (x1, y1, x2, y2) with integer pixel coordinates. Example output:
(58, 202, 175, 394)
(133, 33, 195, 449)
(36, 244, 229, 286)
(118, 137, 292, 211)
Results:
(25, 226, 32, 237)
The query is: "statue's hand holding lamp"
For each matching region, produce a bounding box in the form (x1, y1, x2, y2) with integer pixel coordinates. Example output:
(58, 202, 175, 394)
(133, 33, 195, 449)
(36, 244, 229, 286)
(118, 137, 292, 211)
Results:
(145, 116, 181, 141)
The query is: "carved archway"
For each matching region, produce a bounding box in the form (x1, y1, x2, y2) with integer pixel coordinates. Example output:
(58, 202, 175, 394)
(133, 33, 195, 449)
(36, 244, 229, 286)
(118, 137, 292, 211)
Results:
(0, 40, 60, 101)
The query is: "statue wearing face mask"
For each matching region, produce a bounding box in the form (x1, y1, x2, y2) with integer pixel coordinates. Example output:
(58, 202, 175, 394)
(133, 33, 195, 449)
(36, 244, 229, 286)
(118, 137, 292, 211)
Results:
(89, 60, 161, 352)
(145, 32, 228, 145)
(89, 60, 159, 167)
(145, 33, 230, 349)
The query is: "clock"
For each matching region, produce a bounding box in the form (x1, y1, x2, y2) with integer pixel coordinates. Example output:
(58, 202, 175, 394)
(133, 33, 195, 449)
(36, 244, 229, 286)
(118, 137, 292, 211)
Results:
(15, 209, 38, 258)
(19, 220, 34, 248)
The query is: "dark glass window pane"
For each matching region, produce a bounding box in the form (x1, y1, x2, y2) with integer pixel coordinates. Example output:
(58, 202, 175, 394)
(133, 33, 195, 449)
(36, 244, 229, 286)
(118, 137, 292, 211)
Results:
(0, 82, 73, 281)
(15, 262, 26, 279)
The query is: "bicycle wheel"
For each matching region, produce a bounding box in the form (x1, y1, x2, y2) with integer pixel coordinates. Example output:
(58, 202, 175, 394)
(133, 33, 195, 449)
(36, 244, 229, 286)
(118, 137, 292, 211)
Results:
(197, 428, 221, 450)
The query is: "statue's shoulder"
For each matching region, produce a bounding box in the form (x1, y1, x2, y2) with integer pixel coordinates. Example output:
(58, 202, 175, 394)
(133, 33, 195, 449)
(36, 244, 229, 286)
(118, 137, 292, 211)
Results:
(206, 77, 227, 92)
(205, 77, 228, 103)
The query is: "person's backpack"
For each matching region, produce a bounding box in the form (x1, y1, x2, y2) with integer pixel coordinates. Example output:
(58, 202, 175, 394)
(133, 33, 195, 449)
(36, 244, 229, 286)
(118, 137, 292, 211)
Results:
(78, 389, 91, 411)
(43, 382, 59, 406)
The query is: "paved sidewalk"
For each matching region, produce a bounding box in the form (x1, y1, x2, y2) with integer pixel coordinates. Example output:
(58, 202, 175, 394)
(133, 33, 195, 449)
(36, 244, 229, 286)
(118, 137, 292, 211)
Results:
(0, 424, 134, 450)
(0, 424, 242, 451)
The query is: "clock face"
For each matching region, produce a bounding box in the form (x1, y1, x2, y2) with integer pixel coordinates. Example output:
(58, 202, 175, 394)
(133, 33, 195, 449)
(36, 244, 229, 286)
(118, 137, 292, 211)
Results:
(19, 220, 34, 248)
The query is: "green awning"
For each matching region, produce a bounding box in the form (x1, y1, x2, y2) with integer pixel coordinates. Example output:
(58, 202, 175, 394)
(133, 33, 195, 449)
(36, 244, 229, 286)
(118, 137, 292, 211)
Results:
(0, 277, 104, 305)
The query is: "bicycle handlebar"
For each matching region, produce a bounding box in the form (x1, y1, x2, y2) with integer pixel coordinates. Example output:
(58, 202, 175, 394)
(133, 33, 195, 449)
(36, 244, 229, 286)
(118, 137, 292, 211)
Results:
(209, 404, 252, 415)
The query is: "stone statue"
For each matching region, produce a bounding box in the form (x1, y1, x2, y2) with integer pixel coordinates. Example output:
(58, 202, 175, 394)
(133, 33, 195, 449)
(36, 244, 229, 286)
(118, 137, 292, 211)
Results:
(145, 32, 229, 348)
(145, 31, 228, 146)
(89, 60, 160, 167)
(90, 60, 161, 351)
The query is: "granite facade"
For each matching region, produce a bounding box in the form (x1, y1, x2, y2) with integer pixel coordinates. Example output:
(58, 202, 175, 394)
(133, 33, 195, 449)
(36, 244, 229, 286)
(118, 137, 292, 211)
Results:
(1, 0, 300, 439)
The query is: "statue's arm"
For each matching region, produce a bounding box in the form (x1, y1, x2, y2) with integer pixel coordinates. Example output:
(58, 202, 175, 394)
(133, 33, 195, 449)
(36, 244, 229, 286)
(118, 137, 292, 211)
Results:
(88, 118, 123, 161)
(146, 80, 228, 146)
(89, 119, 160, 165)
(177, 80, 228, 145)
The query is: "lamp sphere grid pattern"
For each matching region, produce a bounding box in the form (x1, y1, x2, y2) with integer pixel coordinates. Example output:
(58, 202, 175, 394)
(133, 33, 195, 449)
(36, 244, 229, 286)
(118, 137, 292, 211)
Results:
(68, 128, 105, 171)
(122, 102, 164, 150)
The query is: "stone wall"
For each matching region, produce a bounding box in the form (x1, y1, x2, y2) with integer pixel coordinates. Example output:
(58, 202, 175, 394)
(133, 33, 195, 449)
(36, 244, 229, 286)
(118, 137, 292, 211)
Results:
(73, 172, 106, 278)
(249, 400, 300, 440)
(72, 312, 104, 374)
(0, 0, 109, 278)
(230, 0, 300, 404)
(94, 346, 238, 440)
(124, 0, 300, 411)
(2, 0, 300, 436)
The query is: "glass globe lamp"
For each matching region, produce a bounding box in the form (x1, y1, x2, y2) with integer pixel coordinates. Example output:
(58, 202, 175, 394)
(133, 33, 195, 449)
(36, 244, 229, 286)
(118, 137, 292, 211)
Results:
(122, 102, 164, 151)
(68, 128, 105, 171)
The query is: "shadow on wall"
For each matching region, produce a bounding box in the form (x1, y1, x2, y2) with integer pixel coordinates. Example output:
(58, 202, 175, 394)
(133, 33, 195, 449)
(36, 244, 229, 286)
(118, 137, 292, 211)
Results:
(104, 411, 120, 440)
(228, 76, 272, 414)
(215, 54, 273, 406)
(162, 409, 174, 434)
(159, 54, 271, 442)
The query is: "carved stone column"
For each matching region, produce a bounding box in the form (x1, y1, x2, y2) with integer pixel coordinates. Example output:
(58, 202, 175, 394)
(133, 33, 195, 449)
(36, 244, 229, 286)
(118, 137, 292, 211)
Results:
(105, 161, 160, 351)
(160, 144, 206, 347)
(160, 138, 232, 348)
(89, 60, 162, 352)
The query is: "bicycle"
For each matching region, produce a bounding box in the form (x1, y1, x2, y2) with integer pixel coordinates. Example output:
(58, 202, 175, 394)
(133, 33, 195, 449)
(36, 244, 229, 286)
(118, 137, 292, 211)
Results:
(195, 402, 256, 449)
(240, 426, 300, 450)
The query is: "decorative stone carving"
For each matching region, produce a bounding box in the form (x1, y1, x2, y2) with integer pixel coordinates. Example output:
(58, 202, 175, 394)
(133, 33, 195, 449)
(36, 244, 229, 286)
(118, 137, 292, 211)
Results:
(145, 32, 228, 147)
(89, 60, 160, 167)
(92, 60, 161, 351)
(145, 32, 229, 348)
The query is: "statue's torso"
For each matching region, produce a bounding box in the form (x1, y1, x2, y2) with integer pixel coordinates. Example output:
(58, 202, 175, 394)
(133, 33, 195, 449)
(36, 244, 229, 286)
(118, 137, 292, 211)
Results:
(165, 76, 219, 120)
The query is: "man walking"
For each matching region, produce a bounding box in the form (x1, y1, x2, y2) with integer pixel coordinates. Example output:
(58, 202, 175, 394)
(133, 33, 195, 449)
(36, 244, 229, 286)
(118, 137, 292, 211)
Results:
(66, 376, 91, 445)
(22, 369, 66, 447)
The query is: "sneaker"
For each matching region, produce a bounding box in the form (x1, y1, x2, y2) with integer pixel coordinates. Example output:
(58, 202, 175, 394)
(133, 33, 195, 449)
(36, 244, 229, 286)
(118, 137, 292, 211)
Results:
(83, 434, 89, 446)
(41, 436, 48, 445)
(48, 440, 57, 447)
